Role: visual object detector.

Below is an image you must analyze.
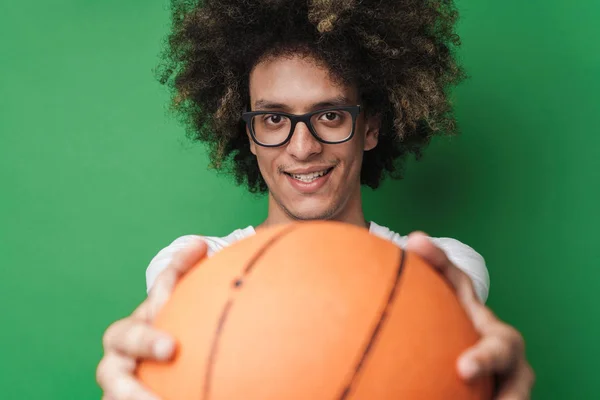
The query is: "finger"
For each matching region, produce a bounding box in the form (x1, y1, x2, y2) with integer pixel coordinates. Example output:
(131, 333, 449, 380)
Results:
(109, 374, 161, 400)
(467, 300, 502, 334)
(495, 360, 535, 400)
(97, 352, 125, 390)
(457, 325, 524, 380)
(405, 231, 450, 274)
(103, 318, 175, 361)
(405, 232, 481, 316)
(98, 352, 160, 400)
(100, 356, 159, 400)
(141, 238, 208, 320)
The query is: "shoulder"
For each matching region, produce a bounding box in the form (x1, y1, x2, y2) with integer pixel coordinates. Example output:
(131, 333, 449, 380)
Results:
(428, 236, 490, 303)
(369, 222, 490, 303)
(145, 223, 490, 303)
(145, 227, 255, 293)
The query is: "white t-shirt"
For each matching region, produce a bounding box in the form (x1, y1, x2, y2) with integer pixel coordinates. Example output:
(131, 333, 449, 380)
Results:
(145, 221, 490, 303)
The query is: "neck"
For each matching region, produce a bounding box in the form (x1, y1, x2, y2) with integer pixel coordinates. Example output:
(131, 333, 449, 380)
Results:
(257, 189, 368, 231)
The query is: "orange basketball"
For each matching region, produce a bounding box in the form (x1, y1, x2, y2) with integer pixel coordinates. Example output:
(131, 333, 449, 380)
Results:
(137, 221, 492, 399)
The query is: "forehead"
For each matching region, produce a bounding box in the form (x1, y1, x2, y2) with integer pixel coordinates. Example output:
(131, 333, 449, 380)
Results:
(248, 55, 358, 107)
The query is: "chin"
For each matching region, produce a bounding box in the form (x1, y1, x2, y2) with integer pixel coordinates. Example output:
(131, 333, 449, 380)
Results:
(284, 202, 338, 221)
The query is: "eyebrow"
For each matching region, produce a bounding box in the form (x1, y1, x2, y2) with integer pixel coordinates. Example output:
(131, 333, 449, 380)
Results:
(253, 95, 354, 112)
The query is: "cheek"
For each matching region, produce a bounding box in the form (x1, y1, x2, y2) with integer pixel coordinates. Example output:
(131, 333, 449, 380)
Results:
(254, 150, 278, 179)
(339, 143, 364, 174)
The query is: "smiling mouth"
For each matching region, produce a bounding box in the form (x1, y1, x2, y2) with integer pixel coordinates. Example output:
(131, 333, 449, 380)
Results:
(284, 167, 334, 183)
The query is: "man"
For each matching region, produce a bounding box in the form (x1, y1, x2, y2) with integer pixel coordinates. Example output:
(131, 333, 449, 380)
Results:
(97, 1, 534, 398)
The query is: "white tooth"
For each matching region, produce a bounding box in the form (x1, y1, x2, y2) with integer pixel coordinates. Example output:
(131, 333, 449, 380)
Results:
(289, 169, 330, 182)
(294, 170, 326, 179)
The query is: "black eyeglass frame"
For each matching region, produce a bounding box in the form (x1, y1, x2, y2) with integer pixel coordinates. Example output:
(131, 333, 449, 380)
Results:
(241, 105, 362, 147)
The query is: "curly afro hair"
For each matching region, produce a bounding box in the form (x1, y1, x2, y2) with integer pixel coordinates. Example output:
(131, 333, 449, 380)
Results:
(156, 0, 467, 193)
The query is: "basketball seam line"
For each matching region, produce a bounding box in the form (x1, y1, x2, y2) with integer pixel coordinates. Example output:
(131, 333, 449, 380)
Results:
(337, 248, 407, 400)
(202, 224, 300, 400)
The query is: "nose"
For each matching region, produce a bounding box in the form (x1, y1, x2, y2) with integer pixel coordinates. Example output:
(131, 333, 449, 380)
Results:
(285, 121, 323, 160)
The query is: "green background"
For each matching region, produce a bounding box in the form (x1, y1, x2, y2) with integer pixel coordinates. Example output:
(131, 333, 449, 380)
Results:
(1, 0, 598, 398)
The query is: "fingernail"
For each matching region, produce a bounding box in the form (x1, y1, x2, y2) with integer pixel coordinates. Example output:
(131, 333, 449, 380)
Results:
(153, 337, 175, 360)
(458, 357, 479, 379)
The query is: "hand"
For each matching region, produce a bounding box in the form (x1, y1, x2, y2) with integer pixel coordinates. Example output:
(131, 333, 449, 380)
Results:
(405, 231, 535, 399)
(96, 238, 208, 400)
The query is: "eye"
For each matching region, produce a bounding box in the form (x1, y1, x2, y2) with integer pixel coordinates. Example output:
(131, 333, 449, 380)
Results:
(320, 112, 340, 121)
(264, 114, 285, 125)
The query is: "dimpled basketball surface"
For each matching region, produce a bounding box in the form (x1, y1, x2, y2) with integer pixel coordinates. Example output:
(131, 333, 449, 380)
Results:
(137, 221, 492, 400)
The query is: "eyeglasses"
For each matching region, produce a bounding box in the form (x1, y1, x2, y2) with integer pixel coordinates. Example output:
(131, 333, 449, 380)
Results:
(241, 105, 361, 147)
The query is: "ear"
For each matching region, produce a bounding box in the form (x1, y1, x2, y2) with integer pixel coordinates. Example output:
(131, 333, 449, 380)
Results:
(363, 113, 381, 151)
(247, 127, 257, 155)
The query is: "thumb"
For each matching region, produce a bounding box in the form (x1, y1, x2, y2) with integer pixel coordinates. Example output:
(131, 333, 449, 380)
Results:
(404, 231, 481, 318)
(137, 237, 208, 321)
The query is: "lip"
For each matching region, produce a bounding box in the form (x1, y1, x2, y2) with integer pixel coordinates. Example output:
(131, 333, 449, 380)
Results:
(284, 166, 335, 175)
(284, 167, 334, 194)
